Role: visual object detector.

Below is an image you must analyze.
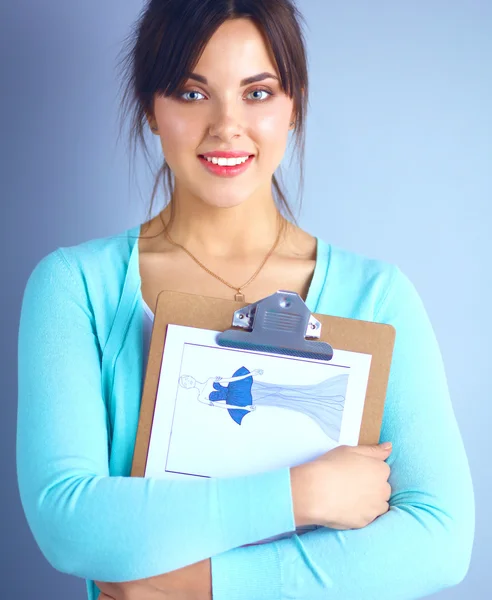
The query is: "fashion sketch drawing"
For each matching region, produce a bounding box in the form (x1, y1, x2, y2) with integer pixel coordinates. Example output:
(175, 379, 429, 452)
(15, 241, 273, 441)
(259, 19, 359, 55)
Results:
(179, 366, 349, 442)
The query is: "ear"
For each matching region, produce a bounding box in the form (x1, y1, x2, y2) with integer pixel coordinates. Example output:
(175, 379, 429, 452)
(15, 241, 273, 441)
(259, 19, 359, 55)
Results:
(289, 108, 297, 130)
(145, 110, 158, 133)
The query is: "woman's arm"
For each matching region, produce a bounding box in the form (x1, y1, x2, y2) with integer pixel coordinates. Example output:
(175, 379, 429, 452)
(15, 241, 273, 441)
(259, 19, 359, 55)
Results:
(210, 266, 475, 600)
(215, 369, 262, 384)
(16, 250, 295, 584)
(208, 401, 255, 411)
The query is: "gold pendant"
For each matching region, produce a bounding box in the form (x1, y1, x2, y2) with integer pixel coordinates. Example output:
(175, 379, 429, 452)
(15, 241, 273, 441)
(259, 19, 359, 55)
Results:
(234, 291, 245, 302)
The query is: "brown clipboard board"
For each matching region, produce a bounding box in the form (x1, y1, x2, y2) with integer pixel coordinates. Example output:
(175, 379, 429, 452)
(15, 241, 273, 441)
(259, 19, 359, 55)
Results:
(131, 289, 396, 477)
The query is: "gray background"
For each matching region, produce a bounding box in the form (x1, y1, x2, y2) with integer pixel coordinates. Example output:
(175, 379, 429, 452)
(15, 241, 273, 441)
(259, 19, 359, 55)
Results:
(2, 0, 490, 598)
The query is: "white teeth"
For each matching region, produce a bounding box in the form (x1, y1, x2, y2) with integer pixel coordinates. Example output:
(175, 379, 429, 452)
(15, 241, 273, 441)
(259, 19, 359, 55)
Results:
(204, 156, 250, 166)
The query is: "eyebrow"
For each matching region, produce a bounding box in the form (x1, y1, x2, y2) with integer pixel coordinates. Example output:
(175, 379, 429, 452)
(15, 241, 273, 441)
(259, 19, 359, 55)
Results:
(186, 71, 279, 86)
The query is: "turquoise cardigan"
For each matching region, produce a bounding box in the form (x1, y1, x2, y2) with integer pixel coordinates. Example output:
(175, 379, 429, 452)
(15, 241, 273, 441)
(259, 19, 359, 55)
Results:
(17, 225, 474, 600)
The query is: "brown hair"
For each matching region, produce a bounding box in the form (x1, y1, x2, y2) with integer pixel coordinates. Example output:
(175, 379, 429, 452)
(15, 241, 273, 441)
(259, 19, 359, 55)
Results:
(116, 0, 309, 228)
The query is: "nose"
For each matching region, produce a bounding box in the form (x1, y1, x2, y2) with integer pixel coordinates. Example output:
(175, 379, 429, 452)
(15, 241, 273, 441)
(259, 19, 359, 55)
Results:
(207, 101, 244, 142)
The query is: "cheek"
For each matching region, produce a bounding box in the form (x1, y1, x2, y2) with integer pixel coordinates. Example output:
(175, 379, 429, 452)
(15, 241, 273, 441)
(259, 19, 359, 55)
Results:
(158, 111, 203, 157)
(254, 113, 290, 159)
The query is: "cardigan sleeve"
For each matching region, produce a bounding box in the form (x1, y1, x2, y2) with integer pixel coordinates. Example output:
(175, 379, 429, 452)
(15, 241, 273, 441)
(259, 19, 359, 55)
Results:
(16, 249, 295, 583)
(211, 265, 475, 600)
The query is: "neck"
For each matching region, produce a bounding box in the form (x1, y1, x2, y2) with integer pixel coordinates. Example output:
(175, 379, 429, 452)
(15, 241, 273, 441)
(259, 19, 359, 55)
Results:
(160, 185, 287, 259)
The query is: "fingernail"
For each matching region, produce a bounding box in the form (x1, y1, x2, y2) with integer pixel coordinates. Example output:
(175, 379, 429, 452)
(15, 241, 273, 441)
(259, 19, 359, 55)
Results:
(380, 442, 392, 450)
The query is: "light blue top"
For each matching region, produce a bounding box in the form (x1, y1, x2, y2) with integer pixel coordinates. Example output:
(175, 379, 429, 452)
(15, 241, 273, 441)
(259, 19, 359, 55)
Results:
(17, 224, 474, 600)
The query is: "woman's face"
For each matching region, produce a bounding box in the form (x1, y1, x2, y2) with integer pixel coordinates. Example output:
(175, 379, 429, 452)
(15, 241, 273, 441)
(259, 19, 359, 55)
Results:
(150, 18, 296, 210)
(179, 375, 196, 389)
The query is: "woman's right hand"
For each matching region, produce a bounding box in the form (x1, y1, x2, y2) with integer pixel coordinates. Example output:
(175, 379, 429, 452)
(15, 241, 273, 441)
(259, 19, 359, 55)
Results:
(290, 443, 392, 530)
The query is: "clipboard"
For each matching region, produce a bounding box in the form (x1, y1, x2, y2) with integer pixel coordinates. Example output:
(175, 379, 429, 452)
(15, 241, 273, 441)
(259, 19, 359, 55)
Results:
(131, 289, 396, 477)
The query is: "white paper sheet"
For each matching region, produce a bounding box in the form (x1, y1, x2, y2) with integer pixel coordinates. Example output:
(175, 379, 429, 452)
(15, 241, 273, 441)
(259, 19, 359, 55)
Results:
(145, 324, 372, 480)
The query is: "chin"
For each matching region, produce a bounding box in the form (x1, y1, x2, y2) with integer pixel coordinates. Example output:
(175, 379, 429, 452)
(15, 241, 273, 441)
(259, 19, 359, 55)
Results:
(198, 192, 252, 210)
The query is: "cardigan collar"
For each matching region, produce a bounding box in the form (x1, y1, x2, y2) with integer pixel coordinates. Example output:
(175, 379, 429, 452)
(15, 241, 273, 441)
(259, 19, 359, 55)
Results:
(100, 224, 143, 423)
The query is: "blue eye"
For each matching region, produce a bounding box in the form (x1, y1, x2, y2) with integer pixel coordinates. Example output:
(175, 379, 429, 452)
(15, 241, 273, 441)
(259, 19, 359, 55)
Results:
(180, 90, 205, 102)
(247, 89, 272, 101)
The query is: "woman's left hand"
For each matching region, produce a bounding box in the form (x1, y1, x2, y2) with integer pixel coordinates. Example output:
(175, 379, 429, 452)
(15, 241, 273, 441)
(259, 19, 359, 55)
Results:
(95, 558, 212, 600)
(96, 578, 166, 599)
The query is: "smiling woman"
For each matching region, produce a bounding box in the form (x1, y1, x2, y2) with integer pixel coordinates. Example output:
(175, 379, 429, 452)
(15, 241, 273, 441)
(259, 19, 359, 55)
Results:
(119, 0, 308, 225)
(144, 13, 298, 214)
(17, 1, 474, 600)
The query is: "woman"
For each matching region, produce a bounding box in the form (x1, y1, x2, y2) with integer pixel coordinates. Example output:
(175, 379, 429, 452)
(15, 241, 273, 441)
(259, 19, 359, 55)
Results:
(179, 369, 263, 413)
(17, 1, 474, 599)
(179, 368, 347, 441)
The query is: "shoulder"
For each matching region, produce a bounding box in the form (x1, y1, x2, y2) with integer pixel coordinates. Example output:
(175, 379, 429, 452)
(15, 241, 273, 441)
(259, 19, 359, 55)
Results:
(314, 239, 415, 322)
(21, 226, 140, 345)
(24, 225, 138, 292)
(58, 225, 138, 280)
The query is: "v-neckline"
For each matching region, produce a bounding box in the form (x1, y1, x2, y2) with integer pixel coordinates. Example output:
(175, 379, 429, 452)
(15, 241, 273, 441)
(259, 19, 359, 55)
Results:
(128, 223, 329, 317)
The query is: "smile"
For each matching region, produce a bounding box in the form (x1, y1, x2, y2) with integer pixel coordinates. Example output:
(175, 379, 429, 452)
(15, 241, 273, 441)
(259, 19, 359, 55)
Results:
(198, 155, 255, 178)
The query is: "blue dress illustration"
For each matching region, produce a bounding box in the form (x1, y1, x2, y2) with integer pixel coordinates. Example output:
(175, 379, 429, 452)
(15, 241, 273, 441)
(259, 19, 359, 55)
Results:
(179, 367, 348, 442)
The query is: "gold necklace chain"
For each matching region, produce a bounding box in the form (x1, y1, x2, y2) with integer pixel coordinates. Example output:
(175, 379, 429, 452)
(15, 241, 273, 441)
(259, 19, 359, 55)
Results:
(160, 213, 282, 302)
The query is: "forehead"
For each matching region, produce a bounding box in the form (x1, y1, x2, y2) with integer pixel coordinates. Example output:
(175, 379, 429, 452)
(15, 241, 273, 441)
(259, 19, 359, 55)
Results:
(193, 19, 277, 80)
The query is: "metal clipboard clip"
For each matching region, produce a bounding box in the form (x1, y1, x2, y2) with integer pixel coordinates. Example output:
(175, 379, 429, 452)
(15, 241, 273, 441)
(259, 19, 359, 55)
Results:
(216, 290, 334, 361)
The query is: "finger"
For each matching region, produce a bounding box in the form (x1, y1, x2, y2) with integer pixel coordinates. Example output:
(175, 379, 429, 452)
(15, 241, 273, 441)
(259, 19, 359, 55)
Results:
(96, 588, 117, 600)
(379, 501, 390, 516)
(384, 481, 392, 501)
(349, 443, 392, 458)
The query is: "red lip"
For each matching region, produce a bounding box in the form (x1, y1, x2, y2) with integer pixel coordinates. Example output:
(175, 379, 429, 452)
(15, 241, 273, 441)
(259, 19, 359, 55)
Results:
(200, 150, 254, 158)
(198, 154, 254, 178)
